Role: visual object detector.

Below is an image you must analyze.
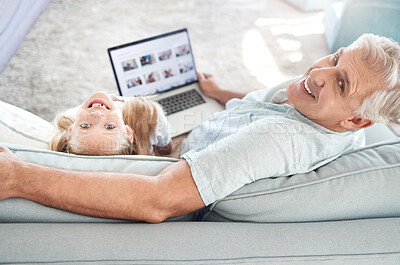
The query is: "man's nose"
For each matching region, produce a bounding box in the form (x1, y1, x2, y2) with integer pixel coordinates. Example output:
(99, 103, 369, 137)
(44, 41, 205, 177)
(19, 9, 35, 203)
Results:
(309, 67, 333, 88)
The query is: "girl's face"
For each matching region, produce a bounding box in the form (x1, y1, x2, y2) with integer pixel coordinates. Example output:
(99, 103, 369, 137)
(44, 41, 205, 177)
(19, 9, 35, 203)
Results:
(68, 92, 133, 155)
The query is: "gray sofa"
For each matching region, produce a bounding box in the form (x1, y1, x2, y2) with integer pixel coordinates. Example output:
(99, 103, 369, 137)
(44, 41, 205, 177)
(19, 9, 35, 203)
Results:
(1, 139, 400, 264)
(1, 81, 400, 264)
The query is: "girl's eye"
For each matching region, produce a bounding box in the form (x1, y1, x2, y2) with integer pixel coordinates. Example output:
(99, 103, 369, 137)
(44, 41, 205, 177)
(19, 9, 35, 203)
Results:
(80, 124, 91, 129)
(338, 80, 344, 91)
(333, 55, 338, 66)
(105, 125, 115, 129)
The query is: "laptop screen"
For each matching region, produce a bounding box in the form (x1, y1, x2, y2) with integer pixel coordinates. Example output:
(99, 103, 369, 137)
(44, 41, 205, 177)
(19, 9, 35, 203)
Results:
(108, 29, 198, 97)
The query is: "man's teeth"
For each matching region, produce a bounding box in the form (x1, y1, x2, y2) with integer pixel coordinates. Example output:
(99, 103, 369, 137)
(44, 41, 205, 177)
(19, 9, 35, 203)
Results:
(305, 81, 315, 98)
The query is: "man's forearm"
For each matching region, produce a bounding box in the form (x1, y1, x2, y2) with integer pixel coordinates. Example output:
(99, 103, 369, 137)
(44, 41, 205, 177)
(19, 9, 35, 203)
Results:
(10, 159, 204, 223)
(216, 90, 246, 105)
(14, 162, 162, 221)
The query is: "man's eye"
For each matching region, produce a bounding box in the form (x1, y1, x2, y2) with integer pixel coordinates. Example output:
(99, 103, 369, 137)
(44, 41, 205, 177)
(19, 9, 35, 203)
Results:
(338, 80, 344, 91)
(333, 55, 338, 66)
(80, 124, 91, 129)
(105, 125, 115, 129)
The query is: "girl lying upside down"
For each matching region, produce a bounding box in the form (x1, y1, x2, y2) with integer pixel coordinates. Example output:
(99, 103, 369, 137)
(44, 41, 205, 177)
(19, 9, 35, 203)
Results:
(50, 91, 172, 156)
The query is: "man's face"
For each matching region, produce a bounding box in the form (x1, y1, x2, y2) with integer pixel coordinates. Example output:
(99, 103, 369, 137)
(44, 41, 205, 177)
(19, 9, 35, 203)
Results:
(286, 47, 381, 132)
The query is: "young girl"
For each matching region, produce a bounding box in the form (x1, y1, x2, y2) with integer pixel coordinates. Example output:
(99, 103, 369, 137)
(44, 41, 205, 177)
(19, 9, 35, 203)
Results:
(50, 91, 171, 156)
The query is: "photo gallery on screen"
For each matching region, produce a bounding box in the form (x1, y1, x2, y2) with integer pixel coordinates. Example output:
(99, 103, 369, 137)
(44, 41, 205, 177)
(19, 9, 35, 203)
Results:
(121, 44, 194, 90)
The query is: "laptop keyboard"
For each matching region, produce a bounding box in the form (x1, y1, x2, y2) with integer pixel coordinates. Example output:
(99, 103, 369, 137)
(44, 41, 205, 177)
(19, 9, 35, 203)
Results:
(157, 89, 206, 115)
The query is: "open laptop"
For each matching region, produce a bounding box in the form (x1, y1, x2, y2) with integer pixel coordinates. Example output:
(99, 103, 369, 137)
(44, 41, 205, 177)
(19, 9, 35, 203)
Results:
(108, 28, 223, 137)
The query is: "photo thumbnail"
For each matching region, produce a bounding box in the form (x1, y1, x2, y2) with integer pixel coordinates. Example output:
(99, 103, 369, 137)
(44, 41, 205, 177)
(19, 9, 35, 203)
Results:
(179, 61, 194, 74)
(145, 71, 161, 84)
(158, 49, 172, 61)
(163, 68, 176, 79)
(126, 76, 143, 89)
(140, 54, 156, 66)
(175, 44, 191, 57)
(121, 59, 138, 72)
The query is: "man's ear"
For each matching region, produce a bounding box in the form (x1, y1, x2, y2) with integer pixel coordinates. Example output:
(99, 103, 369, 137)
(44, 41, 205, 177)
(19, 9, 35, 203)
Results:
(339, 116, 374, 130)
(126, 125, 134, 143)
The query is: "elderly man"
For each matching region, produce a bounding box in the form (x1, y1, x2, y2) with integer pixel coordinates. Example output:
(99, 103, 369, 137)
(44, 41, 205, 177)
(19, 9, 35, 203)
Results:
(1, 33, 399, 223)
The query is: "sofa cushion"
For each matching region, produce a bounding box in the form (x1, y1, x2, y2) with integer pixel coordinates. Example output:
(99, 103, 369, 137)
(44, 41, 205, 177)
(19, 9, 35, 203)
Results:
(1, 138, 400, 223)
(204, 139, 400, 222)
(2, 218, 400, 264)
(324, 0, 400, 52)
(0, 100, 55, 149)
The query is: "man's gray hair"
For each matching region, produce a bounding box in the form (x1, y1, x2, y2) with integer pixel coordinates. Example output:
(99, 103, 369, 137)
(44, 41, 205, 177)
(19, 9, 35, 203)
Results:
(352, 34, 400, 123)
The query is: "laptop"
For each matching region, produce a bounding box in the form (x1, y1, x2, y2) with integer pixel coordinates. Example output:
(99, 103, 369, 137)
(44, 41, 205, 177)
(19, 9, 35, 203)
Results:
(107, 28, 223, 137)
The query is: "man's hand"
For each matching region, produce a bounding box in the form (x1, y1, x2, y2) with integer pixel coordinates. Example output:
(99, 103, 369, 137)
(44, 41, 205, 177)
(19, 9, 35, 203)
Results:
(197, 72, 223, 100)
(197, 72, 246, 105)
(0, 146, 22, 200)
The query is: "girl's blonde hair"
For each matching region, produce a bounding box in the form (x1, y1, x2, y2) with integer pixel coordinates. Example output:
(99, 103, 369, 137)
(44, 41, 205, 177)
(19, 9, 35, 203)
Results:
(49, 96, 159, 156)
(122, 97, 159, 155)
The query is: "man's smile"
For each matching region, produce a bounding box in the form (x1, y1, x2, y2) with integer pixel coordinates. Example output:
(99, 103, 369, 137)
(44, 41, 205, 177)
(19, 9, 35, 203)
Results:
(304, 78, 316, 98)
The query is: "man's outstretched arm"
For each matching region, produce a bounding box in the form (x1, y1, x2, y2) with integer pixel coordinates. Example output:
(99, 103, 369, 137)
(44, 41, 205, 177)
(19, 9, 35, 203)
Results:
(0, 146, 205, 223)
